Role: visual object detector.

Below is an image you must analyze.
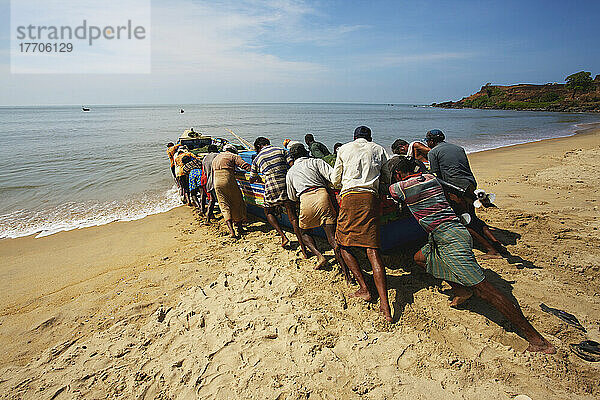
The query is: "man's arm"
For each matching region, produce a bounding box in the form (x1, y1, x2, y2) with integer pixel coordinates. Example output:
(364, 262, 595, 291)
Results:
(332, 152, 344, 189)
(388, 182, 407, 212)
(286, 173, 298, 202)
(378, 147, 391, 192)
(284, 149, 293, 167)
(315, 159, 334, 183)
(234, 155, 251, 171)
(248, 159, 260, 183)
(413, 142, 430, 159)
(428, 149, 440, 176)
(388, 182, 406, 202)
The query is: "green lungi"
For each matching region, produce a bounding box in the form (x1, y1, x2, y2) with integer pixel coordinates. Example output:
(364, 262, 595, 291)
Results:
(421, 221, 485, 287)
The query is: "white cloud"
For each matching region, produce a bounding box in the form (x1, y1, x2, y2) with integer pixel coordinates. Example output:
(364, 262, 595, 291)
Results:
(0, 0, 368, 103)
(149, 0, 363, 81)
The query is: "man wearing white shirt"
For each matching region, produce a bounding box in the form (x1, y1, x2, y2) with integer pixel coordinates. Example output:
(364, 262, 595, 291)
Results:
(332, 126, 392, 322)
(286, 144, 350, 280)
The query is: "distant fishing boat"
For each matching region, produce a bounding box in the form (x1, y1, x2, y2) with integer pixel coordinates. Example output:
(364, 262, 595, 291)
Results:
(82, 106, 90, 112)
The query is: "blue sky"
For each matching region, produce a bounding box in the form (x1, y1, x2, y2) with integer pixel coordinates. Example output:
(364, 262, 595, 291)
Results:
(1, 0, 599, 105)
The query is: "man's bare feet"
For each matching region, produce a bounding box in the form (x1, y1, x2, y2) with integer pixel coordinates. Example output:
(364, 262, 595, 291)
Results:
(315, 255, 327, 270)
(526, 340, 556, 354)
(380, 306, 393, 322)
(449, 288, 473, 307)
(349, 288, 372, 302)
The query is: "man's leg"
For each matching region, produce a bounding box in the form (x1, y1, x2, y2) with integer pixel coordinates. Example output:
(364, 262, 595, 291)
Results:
(339, 246, 371, 301)
(190, 191, 201, 208)
(284, 201, 308, 258)
(199, 189, 207, 215)
(264, 206, 290, 248)
(301, 228, 327, 269)
(324, 224, 351, 282)
(225, 219, 237, 238)
(472, 280, 556, 354)
(413, 250, 472, 306)
(413, 250, 426, 268)
(447, 282, 473, 307)
(234, 221, 245, 234)
(482, 225, 504, 250)
(177, 177, 185, 202)
(466, 199, 505, 252)
(448, 193, 501, 258)
(206, 190, 216, 222)
(415, 251, 554, 352)
(366, 248, 392, 322)
(466, 227, 501, 259)
(181, 181, 188, 204)
(183, 175, 192, 205)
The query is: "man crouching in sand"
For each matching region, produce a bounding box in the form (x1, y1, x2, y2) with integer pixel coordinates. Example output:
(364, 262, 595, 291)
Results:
(389, 157, 555, 353)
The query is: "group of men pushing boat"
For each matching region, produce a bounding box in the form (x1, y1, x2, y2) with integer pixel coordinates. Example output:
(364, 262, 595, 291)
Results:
(166, 125, 555, 354)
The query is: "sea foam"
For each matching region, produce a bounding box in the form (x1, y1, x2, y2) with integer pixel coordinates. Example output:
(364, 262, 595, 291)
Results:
(0, 186, 181, 239)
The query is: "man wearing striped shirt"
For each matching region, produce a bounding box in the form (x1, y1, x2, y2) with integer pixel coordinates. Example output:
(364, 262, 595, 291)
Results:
(389, 157, 555, 354)
(249, 137, 307, 256)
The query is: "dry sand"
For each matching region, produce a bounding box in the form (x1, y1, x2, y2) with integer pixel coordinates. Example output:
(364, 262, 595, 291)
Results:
(1, 125, 599, 399)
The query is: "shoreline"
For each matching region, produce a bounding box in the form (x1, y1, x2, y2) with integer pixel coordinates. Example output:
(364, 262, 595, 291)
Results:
(2, 120, 599, 242)
(1, 125, 599, 398)
(465, 120, 600, 155)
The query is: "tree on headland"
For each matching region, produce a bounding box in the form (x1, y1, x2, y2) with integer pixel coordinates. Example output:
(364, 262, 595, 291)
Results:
(565, 71, 593, 99)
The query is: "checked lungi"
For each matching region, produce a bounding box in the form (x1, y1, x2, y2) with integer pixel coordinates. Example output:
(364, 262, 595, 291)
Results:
(421, 221, 485, 287)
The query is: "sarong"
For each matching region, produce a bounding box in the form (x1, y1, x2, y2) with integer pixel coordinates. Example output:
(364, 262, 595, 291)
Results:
(335, 191, 379, 248)
(263, 173, 288, 208)
(188, 168, 202, 194)
(299, 188, 336, 229)
(421, 221, 485, 286)
(200, 169, 210, 200)
(214, 169, 247, 222)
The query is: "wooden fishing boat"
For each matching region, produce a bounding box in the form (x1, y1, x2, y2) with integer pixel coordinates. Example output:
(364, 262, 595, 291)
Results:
(177, 129, 233, 154)
(236, 150, 427, 251)
(172, 128, 427, 251)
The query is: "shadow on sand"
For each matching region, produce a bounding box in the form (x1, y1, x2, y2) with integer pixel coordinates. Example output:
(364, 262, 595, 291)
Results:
(481, 225, 542, 269)
(352, 239, 530, 340)
(247, 213, 535, 340)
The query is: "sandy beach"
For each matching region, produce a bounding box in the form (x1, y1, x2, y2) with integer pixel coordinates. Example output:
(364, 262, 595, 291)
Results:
(1, 126, 599, 399)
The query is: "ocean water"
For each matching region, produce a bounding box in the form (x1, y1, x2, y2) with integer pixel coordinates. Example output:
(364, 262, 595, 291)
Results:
(1, 103, 598, 239)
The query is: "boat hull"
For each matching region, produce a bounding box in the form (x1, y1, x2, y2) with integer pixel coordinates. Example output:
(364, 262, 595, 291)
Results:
(235, 151, 427, 251)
